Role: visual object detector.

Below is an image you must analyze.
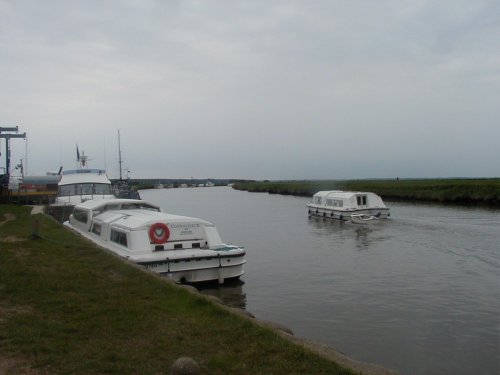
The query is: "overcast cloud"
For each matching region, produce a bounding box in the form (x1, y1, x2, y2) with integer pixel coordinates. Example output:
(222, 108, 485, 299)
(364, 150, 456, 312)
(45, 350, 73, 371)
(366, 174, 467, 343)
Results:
(1, 0, 499, 180)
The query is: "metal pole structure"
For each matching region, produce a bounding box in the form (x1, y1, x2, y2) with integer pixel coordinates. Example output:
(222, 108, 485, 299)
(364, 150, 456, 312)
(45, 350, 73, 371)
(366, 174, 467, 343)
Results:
(25, 136, 28, 176)
(118, 129, 123, 180)
(0, 126, 27, 190)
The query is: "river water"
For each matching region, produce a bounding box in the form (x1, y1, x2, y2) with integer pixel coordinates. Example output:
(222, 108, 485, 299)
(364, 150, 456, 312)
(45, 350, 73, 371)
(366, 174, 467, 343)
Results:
(140, 187, 500, 375)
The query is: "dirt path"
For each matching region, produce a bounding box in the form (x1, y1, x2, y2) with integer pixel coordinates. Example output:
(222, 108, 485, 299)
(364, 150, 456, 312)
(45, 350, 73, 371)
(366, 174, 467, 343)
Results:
(0, 213, 24, 243)
(0, 213, 15, 227)
(0, 354, 50, 375)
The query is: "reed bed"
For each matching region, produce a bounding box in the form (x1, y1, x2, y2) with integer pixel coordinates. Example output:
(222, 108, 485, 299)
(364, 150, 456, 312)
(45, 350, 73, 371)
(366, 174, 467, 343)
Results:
(232, 178, 500, 206)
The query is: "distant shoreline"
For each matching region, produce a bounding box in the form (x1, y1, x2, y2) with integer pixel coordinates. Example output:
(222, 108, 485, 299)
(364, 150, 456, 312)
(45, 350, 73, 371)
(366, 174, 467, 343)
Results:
(232, 178, 500, 207)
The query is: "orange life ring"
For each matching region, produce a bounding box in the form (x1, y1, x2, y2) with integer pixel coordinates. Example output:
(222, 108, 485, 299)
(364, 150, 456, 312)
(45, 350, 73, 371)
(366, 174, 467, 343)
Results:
(149, 223, 170, 244)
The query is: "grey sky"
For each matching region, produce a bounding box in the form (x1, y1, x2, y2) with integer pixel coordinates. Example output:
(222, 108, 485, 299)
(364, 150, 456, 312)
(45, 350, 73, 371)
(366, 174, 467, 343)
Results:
(1, 0, 499, 180)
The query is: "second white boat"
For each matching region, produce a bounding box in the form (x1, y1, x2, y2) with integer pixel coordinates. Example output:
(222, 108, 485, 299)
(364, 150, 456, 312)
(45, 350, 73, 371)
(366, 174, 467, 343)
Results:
(307, 190, 390, 220)
(64, 198, 246, 284)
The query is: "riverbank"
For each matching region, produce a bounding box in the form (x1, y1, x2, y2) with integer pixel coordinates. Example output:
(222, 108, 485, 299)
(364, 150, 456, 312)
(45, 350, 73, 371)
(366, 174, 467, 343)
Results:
(0, 205, 397, 375)
(232, 178, 500, 206)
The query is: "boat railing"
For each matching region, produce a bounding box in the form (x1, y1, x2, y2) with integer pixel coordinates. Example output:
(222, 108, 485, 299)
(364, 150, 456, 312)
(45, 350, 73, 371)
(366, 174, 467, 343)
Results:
(62, 169, 107, 175)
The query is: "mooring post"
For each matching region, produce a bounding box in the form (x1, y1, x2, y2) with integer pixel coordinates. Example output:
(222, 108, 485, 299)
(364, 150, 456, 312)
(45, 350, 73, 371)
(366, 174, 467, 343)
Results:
(31, 218, 41, 240)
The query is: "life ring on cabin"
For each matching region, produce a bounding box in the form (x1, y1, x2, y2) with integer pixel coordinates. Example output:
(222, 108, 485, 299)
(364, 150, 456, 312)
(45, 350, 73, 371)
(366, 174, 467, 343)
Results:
(149, 223, 170, 244)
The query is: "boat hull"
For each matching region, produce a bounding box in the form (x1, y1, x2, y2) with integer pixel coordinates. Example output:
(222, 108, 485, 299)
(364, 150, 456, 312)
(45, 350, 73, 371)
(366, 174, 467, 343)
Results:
(64, 221, 245, 284)
(140, 253, 246, 283)
(307, 205, 390, 220)
(350, 213, 378, 224)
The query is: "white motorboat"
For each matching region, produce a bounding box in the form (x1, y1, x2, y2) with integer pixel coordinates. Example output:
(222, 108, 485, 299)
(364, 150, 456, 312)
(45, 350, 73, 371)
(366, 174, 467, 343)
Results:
(112, 179, 140, 199)
(307, 190, 390, 220)
(54, 149, 114, 206)
(55, 168, 115, 205)
(64, 198, 246, 284)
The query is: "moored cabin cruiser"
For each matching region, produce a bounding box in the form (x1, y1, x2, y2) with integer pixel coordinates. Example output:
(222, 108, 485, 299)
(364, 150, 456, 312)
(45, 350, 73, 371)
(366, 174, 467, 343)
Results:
(48, 149, 116, 222)
(53, 149, 114, 207)
(307, 190, 390, 221)
(64, 199, 246, 284)
(55, 168, 115, 206)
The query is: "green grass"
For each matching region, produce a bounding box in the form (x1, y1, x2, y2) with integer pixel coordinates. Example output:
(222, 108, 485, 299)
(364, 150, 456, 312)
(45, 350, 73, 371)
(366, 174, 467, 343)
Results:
(0, 205, 355, 375)
(232, 178, 500, 206)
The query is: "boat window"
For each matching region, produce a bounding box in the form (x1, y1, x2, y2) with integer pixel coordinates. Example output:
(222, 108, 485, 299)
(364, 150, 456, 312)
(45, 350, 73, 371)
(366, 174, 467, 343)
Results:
(76, 183, 95, 195)
(326, 199, 333, 206)
(333, 199, 343, 207)
(73, 209, 88, 223)
(110, 230, 128, 247)
(314, 197, 322, 204)
(58, 183, 112, 196)
(91, 223, 101, 235)
(174, 244, 183, 249)
(113, 202, 159, 211)
(122, 204, 139, 209)
(139, 204, 160, 212)
(94, 183, 112, 195)
(356, 195, 367, 206)
(58, 184, 76, 196)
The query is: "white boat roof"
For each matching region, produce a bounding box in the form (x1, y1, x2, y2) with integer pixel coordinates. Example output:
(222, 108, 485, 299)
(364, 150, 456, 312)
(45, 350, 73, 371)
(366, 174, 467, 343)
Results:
(97, 210, 212, 230)
(75, 198, 213, 228)
(313, 190, 377, 199)
(59, 170, 111, 185)
(75, 198, 159, 211)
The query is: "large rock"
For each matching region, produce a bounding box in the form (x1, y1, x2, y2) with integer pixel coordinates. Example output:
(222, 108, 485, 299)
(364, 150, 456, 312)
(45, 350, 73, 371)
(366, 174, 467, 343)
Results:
(169, 357, 200, 375)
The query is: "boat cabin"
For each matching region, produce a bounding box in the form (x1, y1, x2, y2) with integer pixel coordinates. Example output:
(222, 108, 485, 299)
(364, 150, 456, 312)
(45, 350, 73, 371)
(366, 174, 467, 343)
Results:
(69, 199, 225, 253)
(56, 169, 114, 205)
(311, 191, 386, 209)
(307, 190, 389, 220)
(66, 198, 246, 283)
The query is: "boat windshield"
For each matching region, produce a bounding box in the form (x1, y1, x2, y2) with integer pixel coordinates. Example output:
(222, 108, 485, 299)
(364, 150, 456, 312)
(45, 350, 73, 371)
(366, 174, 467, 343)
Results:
(119, 203, 160, 211)
(59, 183, 112, 196)
(92, 202, 160, 216)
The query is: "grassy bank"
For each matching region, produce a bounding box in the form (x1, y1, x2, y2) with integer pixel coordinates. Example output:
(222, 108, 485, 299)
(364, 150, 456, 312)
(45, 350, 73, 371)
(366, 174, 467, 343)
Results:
(232, 178, 500, 206)
(0, 205, 356, 375)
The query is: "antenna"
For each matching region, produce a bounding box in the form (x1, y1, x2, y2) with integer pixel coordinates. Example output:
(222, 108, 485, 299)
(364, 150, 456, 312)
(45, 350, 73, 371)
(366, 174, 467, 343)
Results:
(75, 144, 89, 169)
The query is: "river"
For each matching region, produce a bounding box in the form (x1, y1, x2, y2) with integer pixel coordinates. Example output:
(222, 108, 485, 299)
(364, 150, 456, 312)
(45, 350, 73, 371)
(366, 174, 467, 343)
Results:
(139, 186, 500, 375)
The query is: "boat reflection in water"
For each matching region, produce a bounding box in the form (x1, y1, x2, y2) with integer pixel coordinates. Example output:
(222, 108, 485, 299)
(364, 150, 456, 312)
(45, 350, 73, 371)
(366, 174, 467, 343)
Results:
(307, 215, 388, 251)
(195, 279, 247, 309)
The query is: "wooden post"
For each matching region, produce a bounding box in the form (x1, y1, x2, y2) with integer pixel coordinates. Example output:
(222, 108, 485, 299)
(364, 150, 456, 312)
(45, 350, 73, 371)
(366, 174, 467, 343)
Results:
(31, 218, 41, 239)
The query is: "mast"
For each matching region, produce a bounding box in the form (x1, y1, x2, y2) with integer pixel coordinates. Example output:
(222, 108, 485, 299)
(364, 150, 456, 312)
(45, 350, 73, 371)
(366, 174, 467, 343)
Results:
(118, 129, 123, 181)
